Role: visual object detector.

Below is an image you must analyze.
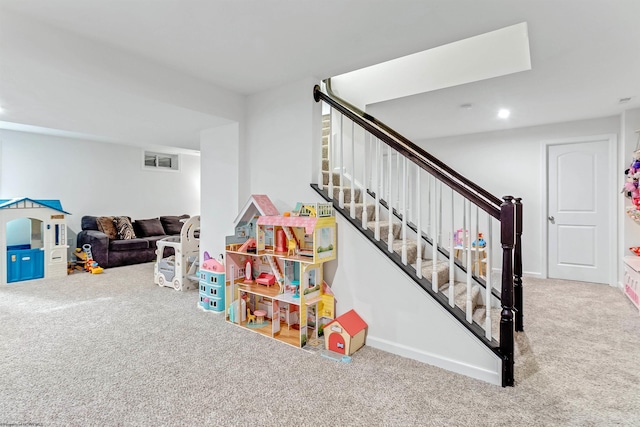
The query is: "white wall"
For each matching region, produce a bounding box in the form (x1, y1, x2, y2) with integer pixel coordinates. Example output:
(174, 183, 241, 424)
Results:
(244, 77, 321, 209)
(200, 123, 241, 260)
(416, 116, 621, 278)
(0, 129, 200, 244)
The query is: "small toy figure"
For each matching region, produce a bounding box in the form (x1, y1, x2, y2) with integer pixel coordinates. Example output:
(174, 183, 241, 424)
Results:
(472, 233, 486, 248)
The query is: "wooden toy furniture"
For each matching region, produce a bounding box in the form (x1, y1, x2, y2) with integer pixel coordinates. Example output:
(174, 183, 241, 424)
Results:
(254, 309, 267, 324)
(247, 308, 257, 324)
(256, 272, 275, 286)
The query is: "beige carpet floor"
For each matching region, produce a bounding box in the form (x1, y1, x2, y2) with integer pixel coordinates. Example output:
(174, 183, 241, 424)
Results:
(1, 262, 639, 426)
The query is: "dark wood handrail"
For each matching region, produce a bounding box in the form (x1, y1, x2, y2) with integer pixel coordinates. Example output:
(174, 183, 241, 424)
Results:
(315, 83, 502, 219)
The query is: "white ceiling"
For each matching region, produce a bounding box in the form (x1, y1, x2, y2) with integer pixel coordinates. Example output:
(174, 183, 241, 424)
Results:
(1, 0, 639, 150)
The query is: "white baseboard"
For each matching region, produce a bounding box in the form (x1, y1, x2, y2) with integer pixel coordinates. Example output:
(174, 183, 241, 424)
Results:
(523, 271, 542, 279)
(366, 335, 502, 386)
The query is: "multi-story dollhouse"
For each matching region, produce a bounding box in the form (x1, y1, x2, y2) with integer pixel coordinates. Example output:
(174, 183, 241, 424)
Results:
(224, 195, 336, 349)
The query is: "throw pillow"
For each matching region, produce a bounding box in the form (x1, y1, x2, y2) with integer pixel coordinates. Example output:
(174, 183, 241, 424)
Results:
(160, 214, 190, 235)
(113, 216, 136, 240)
(135, 218, 165, 237)
(96, 216, 117, 239)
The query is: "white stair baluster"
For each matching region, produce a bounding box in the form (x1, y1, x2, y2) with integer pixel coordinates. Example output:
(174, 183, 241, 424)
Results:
(431, 176, 438, 292)
(362, 131, 369, 229)
(475, 205, 479, 278)
(401, 157, 407, 265)
(429, 176, 438, 292)
(431, 177, 442, 291)
(338, 114, 344, 208)
(387, 146, 393, 253)
(375, 138, 381, 241)
(319, 104, 326, 190)
(350, 120, 356, 218)
(416, 165, 422, 279)
(466, 199, 473, 323)
(485, 217, 493, 340)
(396, 151, 400, 214)
(327, 107, 334, 198)
(449, 189, 455, 307)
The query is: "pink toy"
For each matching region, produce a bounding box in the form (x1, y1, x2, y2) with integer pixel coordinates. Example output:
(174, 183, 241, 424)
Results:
(202, 251, 225, 272)
(256, 272, 276, 286)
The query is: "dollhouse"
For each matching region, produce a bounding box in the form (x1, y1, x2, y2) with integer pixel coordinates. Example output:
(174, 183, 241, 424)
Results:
(224, 195, 337, 349)
(0, 198, 70, 284)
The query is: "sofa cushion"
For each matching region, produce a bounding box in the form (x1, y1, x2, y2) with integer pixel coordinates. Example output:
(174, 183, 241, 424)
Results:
(81, 216, 99, 231)
(135, 217, 165, 237)
(113, 216, 136, 240)
(109, 238, 149, 251)
(144, 235, 168, 248)
(96, 216, 117, 239)
(160, 214, 189, 235)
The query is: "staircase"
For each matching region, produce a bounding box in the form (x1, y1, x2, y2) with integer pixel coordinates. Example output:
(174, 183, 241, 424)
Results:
(313, 84, 523, 386)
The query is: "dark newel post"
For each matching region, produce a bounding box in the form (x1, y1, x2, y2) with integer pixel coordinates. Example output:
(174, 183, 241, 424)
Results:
(500, 196, 515, 387)
(514, 198, 523, 332)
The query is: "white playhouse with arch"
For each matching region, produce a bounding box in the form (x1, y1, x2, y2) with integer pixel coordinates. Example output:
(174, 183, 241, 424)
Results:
(0, 198, 70, 285)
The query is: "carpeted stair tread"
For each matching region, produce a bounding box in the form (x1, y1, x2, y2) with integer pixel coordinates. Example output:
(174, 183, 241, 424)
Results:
(472, 306, 501, 341)
(415, 259, 450, 287)
(331, 187, 361, 204)
(390, 240, 419, 265)
(367, 220, 402, 241)
(438, 281, 482, 313)
(353, 203, 376, 222)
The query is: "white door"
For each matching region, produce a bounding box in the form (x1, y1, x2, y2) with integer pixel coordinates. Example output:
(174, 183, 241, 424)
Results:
(547, 137, 612, 284)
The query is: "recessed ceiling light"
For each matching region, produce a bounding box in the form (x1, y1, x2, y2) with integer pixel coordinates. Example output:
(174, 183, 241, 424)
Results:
(497, 108, 511, 119)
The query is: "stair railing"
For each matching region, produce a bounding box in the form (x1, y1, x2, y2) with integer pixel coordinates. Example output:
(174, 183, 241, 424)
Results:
(314, 84, 523, 387)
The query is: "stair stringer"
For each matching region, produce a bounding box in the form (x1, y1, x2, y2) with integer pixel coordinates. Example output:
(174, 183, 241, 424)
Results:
(311, 192, 503, 386)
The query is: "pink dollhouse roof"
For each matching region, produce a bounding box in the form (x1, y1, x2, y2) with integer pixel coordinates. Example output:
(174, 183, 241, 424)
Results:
(257, 215, 317, 234)
(325, 309, 367, 337)
(233, 194, 279, 225)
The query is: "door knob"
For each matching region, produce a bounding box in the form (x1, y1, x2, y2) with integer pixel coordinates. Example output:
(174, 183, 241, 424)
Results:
(548, 216, 555, 223)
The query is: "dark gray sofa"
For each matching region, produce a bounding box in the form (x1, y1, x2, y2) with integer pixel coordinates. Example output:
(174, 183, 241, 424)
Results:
(76, 215, 188, 268)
